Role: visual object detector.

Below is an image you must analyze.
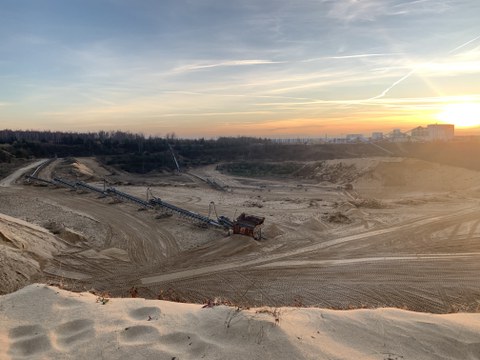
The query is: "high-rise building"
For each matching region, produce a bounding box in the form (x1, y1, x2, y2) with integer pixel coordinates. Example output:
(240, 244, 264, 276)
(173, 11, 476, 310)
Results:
(427, 124, 454, 141)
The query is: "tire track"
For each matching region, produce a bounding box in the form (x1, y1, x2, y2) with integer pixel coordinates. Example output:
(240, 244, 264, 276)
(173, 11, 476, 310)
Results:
(141, 207, 480, 285)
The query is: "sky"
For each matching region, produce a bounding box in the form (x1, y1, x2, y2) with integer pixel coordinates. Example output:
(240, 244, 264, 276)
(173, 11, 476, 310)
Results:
(1, 0, 480, 138)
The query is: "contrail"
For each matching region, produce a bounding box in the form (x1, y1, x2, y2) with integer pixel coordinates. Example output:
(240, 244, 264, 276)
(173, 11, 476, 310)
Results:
(302, 53, 399, 62)
(448, 34, 480, 54)
(367, 69, 415, 101)
(367, 34, 480, 101)
(174, 60, 284, 73)
(329, 53, 398, 59)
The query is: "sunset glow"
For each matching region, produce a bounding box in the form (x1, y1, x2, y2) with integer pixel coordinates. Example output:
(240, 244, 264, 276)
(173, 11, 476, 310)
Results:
(436, 103, 480, 128)
(1, 1, 480, 137)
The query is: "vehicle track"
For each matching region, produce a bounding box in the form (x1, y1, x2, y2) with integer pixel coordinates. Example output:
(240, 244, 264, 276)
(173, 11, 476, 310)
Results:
(140, 207, 480, 285)
(0, 159, 47, 187)
(30, 188, 180, 265)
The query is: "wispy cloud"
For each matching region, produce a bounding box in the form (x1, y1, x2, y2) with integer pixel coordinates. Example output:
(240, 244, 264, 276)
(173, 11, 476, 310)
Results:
(367, 69, 416, 100)
(329, 53, 399, 60)
(390, 0, 452, 15)
(364, 94, 480, 108)
(327, 0, 387, 22)
(364, 34, 480, 101)
(448, 35, 480, 55)
(302, 53, 400, 62)
(173, 60, 284, 73)
(327, 0, 451, 22)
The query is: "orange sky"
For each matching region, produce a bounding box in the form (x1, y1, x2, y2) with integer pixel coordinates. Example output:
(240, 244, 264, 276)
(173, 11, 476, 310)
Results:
(1, 1, 479, 138)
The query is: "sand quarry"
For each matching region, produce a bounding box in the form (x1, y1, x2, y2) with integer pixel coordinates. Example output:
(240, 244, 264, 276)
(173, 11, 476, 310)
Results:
(2, 156, 480, 359)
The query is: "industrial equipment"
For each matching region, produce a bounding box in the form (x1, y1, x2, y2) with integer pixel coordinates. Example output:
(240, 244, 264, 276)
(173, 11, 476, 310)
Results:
(28, 172, 265, 240)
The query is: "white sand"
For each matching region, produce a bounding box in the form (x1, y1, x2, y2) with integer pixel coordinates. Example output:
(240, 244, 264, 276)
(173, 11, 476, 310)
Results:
(0, 213, 65, 294)
(1, 284, 480, 360)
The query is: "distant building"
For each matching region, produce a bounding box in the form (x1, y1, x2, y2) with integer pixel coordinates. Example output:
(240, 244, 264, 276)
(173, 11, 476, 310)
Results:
(427, 124, 454, 141)
(390, 128, 408, 142)
(371, 132, 383, 141)
(411, 126, 429, 141)
(330, 137, 347, 144)
(346, 134, 365, 142)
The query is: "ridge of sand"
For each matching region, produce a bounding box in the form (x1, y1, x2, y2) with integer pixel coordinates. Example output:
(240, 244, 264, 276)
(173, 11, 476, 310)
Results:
(0, 214, 66, 294)
(1, 284, 480, 359)
(72, 162, 95, 177)
(353, 157, 480, 197)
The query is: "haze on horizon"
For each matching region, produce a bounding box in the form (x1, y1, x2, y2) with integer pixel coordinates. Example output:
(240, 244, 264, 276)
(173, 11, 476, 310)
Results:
(1, 0, 479, 138)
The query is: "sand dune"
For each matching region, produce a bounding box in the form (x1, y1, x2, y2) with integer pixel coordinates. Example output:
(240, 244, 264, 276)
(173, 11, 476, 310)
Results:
(352, 157, 480, 198)
(1, 284, 480, 360)
(0, 213, 65, 294)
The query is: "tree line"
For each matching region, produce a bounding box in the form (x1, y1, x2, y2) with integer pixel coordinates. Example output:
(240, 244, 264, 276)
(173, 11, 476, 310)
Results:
(0, 129, 276, 172)
(2, 129, 479, 174)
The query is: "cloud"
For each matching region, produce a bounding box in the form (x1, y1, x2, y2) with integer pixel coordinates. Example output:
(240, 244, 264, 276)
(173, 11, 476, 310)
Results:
(329, 53, 399, 60)
(327, 0, 388, 22)
(367, 69, 416, 100)
(11, 34, 52, 46)
(302, 53, 401, 62)
(326, 0, 451, 22)
(390, 0, 452, 15)
(172, 59, 284, 73)
(448, 35, 480, 55)
(364, 34, 480, 101)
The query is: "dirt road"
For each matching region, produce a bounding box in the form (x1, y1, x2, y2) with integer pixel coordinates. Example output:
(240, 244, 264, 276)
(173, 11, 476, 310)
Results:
(0, 159, 47, 187)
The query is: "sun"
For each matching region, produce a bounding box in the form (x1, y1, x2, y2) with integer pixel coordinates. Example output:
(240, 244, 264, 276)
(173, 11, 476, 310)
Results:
(436, 103, 480, 128)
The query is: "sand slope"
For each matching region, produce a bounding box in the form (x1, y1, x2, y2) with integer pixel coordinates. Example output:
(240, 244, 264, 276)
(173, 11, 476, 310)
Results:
(0, 214, 66, 294)
(1, 285, 480, 360)
(352, 157, 480, 197)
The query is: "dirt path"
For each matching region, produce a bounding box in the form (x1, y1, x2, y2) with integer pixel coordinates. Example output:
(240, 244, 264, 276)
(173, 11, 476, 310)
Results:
(36, 158, 61, 180)
(0, 159, 47, 187)
(36, 189, 181, 263)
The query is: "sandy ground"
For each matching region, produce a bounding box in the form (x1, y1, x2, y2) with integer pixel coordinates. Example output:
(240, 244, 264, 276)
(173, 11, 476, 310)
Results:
(1, 156, 480, 314)
(0, 159, 46, 187)
(1, 284, 480, 360)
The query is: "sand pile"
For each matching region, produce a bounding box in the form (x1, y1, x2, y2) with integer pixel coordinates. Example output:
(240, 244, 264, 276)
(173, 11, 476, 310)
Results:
(301, 217, 329, 231)
(312, 162, 360, 184)
(310, 157, 480, 196)
(53, 157, 113, 182)
(323, 212, 352, 224)
(355, 158, 480, 193)
(72, 162, 95, 178)
(350, 198, 387, 209)
(1, 284, 480, 359)
(263, 224, 285, 238)
(0, 213, 65, 294)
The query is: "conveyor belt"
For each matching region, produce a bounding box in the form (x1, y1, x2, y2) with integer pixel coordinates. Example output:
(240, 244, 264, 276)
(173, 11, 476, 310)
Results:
(53, 177, 77, 189)
(37, 175, 226, 228)
(106, 187, 152, 208)
(26, 175, 54, 185)
(75, 181, 107, 195)
(30, 159, 54, 177)
(149, 197, 222, 227)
